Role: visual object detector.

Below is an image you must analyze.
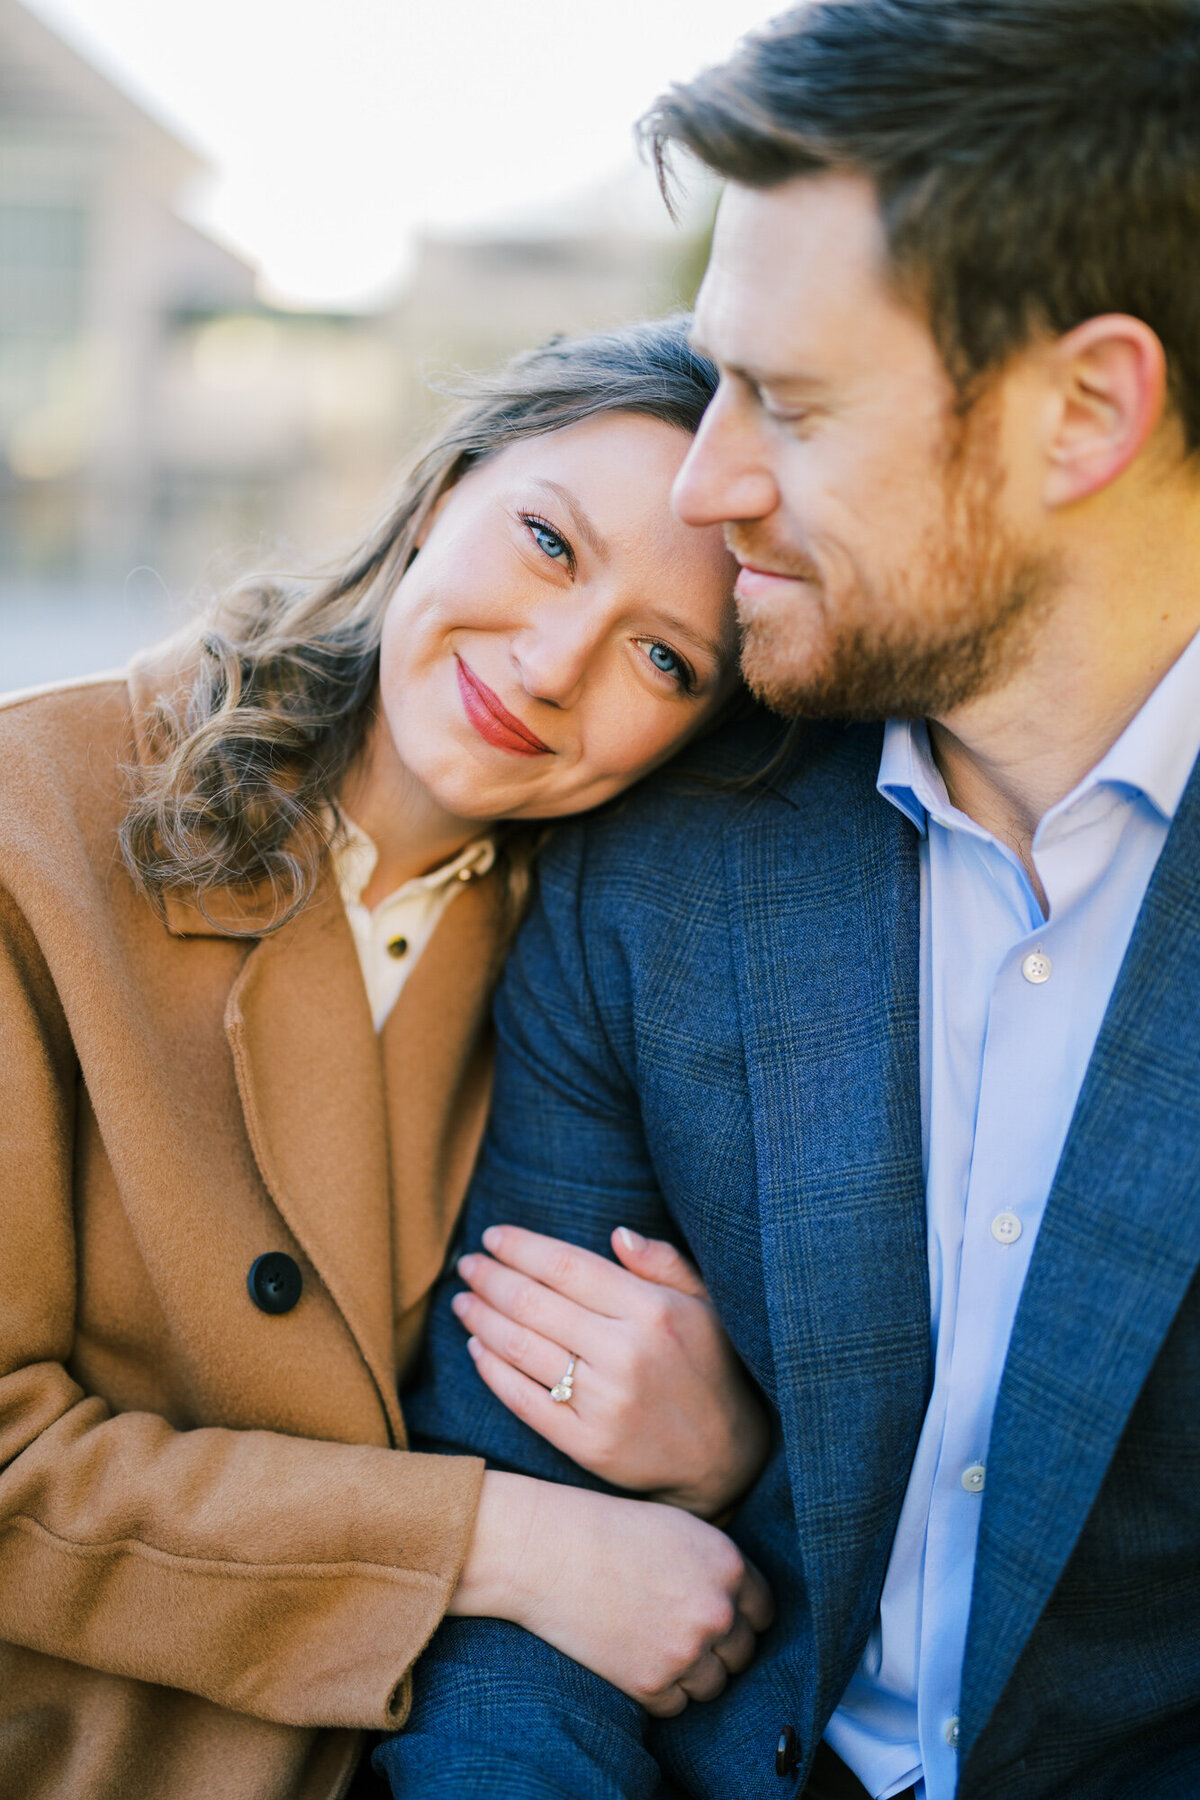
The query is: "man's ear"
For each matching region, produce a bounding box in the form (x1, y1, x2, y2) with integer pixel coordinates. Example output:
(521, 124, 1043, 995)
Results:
(1041, 314, 1168, 508)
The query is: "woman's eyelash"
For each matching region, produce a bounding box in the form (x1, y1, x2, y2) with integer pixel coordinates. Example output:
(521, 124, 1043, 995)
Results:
(520, 512, 575, 572)
(638, 638, 697, 694)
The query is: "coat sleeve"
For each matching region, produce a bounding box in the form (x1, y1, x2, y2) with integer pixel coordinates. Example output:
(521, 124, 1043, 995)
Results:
(386, 826, 682, 1796)
(0, 883, 483, 1732)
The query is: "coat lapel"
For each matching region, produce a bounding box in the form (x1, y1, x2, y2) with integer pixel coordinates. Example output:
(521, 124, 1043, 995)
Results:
(127, 647, 506, 1439)
(224, 874, 403, 1442)
(962, 757, 1200, 1751)
(725, 724, 930, 1732)
(380, 869, 504, 1319)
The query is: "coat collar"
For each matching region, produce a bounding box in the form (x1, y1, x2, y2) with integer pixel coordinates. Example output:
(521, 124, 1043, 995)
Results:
(960, 746, 1200, 1764)
(127, 642, 305, 939)
(724, 722, 931, 1737)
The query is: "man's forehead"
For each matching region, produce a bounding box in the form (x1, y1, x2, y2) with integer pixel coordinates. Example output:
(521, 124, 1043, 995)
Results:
(694, 173, 916, 376)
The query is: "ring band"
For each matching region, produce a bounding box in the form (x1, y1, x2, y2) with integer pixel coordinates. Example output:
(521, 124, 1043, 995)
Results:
(550, 1355, 577, 1404)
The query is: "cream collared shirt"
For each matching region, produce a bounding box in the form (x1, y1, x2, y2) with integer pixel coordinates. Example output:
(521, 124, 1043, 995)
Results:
(333, 816, 496, 1030)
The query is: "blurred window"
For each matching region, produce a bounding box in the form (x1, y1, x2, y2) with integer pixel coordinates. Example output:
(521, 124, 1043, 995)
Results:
(0, 201, 87, 337)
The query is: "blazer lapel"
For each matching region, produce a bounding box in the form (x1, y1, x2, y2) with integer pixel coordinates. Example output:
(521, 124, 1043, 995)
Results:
(962, 758, 1200, 1750)
(725, 724, 930, 1731)
(224, 875, 403, 1442)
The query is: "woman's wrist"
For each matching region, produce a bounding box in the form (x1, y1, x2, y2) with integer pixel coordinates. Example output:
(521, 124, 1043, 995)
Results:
(447, 1469, 540, 1624)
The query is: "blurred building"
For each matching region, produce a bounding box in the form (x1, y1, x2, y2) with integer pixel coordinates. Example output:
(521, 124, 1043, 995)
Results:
(0, 0, 256, 580)
(1, 0, 709, 684)
(391, 164, 714, 437)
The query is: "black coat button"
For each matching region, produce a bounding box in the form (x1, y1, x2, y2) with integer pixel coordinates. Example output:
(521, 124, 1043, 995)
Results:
(248, 1252, 303, 1315)
(776, 1725, 799, 1777)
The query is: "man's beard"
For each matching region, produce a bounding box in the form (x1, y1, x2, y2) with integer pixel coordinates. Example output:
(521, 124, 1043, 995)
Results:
(733, 413, 1059, 722)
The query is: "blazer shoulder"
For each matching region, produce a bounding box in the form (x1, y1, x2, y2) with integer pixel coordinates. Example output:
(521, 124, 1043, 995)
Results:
(555, 714, 886, 869)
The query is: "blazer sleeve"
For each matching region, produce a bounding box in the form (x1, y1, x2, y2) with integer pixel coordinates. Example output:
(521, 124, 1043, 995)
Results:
(387, 827, 682, 1795)
(0, 883, 483, 1733)
(404, 820, 682, 1481)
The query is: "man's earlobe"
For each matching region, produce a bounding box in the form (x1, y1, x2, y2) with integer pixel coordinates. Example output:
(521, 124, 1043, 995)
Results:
(1042, 315, 1168, 508)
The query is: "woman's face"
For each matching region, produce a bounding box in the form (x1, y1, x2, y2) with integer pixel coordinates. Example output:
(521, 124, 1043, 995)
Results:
(377, 412, 740, 823)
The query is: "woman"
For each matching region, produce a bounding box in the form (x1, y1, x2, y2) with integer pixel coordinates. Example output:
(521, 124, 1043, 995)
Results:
(0, 318, 771, 1800)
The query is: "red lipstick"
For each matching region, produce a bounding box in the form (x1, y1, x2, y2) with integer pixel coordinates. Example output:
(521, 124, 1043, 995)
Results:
(455, 657, 551, 757)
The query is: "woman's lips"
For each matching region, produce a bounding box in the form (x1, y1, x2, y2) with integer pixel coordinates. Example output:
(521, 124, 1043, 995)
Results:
(455, 657, 552, 757)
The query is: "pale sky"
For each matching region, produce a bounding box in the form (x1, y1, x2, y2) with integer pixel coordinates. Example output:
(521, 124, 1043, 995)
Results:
(26, 0, 776, 310)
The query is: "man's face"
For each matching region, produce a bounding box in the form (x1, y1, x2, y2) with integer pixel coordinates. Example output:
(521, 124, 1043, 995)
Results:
(677, 173, 1056, 720)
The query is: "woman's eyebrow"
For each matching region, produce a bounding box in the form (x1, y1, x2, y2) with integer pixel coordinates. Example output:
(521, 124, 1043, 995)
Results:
(530, 479, 607, 558)
(648, 608, 730, 669)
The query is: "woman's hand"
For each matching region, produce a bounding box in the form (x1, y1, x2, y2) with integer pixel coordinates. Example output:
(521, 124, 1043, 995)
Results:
(451, 1225, 770, 1517)
(448, 1471, 774, 1716)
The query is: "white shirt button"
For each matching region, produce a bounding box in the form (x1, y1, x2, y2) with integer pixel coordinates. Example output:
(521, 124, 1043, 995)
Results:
(991, 1211, 1022, 1244)
(1021, 949, 1052, 984)
(944, 1716, 961, 1749)
(961, 1463, 986, 1493)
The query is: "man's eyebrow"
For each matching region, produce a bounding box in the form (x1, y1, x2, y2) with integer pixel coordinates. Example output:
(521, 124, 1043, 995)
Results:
(688, 331, 825, 394)
(531, 480, 607, 559)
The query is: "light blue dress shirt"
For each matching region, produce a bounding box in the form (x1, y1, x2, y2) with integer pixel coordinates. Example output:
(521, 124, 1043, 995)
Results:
(824, 626, 1200, 1800)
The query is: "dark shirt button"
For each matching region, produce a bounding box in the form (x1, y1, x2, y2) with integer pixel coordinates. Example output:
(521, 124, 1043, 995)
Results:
(386, 936, 408, 959)
(248, 1252, 303, 1315)
(776, 1725, 799, 1777)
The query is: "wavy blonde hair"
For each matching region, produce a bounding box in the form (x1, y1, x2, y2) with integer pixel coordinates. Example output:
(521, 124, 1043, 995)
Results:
(121, 316, 720, 937)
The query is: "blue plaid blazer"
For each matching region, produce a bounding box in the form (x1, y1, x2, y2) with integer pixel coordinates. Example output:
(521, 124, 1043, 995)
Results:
(378, 715, 1200, 1800)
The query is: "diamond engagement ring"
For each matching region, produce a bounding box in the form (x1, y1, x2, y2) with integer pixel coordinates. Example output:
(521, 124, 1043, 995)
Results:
(550, 1355, 577, 1404)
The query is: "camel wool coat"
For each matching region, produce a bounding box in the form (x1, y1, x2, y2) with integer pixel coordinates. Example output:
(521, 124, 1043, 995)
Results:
(0, 651, 506, 1800)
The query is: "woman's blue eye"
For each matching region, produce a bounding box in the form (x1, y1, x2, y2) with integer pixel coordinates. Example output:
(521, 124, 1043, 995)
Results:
(526, 517, 571, 563)
(641, 640, 694, 690)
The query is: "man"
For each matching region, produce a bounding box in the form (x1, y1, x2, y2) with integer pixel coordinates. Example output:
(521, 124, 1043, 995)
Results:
(377, 3, 1200, 1794)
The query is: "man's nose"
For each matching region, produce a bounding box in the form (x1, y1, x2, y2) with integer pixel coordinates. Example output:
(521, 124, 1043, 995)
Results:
(672, 385, 779, 529)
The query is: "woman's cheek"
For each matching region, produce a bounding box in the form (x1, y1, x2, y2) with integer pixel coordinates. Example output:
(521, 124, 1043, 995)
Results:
(582, 708, 684, 798)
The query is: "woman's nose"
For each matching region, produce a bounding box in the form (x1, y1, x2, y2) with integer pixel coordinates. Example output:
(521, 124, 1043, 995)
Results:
(511, 613, 600, 709)
(672, 385, 779, 529)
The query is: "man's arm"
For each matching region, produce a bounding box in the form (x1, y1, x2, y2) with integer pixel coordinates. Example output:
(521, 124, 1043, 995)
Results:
(375, 1619, 663, 1800)
(405, 820, 681, 1487)
(381, 825, 687, 1797)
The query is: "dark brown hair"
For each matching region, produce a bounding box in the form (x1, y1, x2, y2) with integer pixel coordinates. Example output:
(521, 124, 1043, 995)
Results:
(121, 316, 720, 935)
(642, 0, 1200, 446)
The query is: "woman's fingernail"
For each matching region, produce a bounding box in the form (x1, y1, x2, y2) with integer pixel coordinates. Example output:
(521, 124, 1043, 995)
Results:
(458, 1254, 476, 1277)
(618, 1227, 646, 1252)
(451, 1293, 469, 1318)
(481, 1227, 501, 1253)
(465, 1336, 481, 1360)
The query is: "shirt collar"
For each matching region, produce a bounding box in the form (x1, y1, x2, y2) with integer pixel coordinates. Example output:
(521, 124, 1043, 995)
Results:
(1082, 623, 1200, 824)
(877, 718, 937, 837)
(333, 813, 496, 912)
(878, 623, 1200, 834)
